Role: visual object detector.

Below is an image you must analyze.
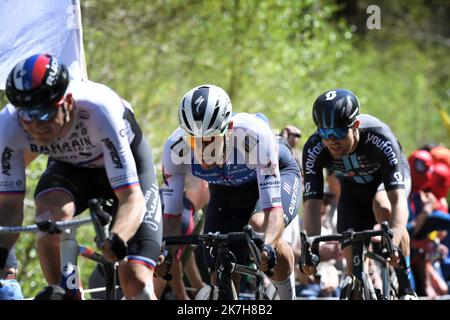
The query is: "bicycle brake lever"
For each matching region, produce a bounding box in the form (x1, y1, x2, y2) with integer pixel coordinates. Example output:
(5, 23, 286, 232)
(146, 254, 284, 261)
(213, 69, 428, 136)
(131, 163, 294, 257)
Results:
(299, 232, 320, 273)
(243, 224, 265, 248)
(89, 199, 112, 248)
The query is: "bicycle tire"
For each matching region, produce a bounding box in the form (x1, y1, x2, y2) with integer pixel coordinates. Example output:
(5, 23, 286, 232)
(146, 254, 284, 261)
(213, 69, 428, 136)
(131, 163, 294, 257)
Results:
(262, 282, 280, 300)
(340, 275, 366, 300)
(362, 272, 377, 300)
(194, 284, 238, 300)
(387, 267, 399, 299)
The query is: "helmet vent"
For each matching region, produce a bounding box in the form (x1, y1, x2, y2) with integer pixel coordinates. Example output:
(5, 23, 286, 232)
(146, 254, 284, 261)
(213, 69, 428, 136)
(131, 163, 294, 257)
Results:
(181, 108, 192, 132)
(207, 105, 220, 130)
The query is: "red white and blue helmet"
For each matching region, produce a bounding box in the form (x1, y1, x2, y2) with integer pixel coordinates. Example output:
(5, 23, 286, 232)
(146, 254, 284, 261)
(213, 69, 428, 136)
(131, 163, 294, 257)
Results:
(5, 53, 69, 109)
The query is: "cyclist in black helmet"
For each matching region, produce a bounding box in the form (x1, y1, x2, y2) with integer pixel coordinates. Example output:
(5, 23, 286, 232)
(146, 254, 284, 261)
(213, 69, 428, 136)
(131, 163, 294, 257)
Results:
(301, 89, 418, 299)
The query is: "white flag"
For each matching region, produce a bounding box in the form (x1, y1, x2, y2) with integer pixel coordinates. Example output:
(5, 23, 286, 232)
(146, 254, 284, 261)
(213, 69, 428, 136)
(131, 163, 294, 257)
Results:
(0, 0, 87, 89)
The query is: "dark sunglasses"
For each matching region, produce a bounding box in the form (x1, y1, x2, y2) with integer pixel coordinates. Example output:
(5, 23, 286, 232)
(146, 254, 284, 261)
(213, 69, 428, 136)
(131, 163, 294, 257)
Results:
(17, 106, 58, 123)
(289, 133, 301, 138)
(318, 127, 349, 140)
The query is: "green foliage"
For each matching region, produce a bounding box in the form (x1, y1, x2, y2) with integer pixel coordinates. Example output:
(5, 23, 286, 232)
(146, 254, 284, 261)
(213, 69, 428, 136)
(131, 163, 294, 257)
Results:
(3, 0, 448, 298)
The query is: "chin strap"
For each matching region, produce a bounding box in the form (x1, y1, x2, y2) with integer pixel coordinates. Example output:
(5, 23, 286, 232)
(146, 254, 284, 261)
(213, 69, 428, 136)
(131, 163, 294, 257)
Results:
(58, 104, 69, 135)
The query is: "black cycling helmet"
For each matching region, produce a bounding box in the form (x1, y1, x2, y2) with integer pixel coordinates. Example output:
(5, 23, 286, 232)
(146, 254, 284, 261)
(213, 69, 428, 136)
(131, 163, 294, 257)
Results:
(312, 89, 360, 128)
(5, 53, 69, 109)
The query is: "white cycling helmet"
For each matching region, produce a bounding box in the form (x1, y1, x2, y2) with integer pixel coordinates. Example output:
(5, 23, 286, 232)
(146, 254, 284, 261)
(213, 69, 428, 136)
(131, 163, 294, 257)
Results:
(178, 84, 232, 137)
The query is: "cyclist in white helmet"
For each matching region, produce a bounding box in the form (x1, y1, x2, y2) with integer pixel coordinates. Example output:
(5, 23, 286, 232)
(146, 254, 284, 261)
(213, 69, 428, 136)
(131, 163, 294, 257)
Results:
(161, 84, 302, 300)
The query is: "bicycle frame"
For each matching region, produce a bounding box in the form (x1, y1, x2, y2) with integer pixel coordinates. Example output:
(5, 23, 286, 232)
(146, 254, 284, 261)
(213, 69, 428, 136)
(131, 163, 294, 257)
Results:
(164, 224, 274, 300)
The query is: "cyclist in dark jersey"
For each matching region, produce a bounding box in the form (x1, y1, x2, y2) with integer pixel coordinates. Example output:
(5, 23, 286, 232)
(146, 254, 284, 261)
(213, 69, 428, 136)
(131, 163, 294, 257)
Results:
(301, 89, 417, 299)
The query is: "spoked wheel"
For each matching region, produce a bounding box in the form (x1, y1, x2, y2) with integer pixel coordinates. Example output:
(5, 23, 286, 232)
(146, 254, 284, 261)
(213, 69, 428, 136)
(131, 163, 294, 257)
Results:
(387, 267, 400, 299)
(263, 282, 280, 300)
(195, 285, 220, 300)
(340, 275, 365, 300)
(194, 284, 238, 300)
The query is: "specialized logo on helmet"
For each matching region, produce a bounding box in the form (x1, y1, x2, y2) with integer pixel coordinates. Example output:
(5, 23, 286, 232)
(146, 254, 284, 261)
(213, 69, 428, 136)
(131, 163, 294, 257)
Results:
(325, 90, 337, 101)
(194, 95, 205, 114)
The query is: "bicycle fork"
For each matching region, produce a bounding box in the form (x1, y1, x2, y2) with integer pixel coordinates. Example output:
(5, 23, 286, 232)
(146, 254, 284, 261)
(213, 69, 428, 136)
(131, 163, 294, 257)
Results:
(215, 245, 237, 300)
(60, 228, 83, 299)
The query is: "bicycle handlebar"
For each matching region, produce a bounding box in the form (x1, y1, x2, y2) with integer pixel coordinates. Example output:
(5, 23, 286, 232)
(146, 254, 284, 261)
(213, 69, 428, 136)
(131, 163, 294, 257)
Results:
(164, 224, 273, 276)
(300, 221, 395, 272)
(0, 217, 93, 234)
(88, 198, 112, 248)
(164, 224, 265, 249)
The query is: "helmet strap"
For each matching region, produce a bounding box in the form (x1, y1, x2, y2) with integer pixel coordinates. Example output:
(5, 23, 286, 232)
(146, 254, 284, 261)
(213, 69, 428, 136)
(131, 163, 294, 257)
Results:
(58, 103, 69, 135)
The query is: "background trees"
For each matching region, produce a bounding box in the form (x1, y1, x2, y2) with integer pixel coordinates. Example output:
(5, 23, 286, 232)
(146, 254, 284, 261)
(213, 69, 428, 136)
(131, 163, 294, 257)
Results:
(0, 0, 448, 297)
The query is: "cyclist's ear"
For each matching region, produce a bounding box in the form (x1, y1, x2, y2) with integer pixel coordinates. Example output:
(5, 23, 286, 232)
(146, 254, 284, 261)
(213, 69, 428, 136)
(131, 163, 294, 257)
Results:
(353, 119, 360, 129)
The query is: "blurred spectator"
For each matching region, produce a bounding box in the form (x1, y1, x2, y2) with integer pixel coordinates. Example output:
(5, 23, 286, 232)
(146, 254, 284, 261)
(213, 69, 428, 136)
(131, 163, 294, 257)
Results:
(430, 145, 450, 169)
(407, 149, 450, 297)
(0, 248, 23, 300)
(279, 125, 302, 168)
(409, 150, 434, 193)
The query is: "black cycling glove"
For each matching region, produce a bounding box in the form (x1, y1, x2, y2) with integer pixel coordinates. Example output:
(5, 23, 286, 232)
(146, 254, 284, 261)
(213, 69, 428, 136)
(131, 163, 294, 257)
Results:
(107, 233, 128, 261)
(263, 244, 277, 270)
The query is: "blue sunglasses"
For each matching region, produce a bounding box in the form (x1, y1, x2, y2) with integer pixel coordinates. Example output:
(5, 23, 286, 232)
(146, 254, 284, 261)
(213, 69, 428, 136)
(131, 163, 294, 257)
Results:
(318, 127, 349, 140)
(17, 106, 58, 123)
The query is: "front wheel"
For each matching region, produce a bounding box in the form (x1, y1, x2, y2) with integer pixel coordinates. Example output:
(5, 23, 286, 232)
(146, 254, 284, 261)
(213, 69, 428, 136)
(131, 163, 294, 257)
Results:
(339, 275, 367, 300)
(262, 282, 280, 300)
(194, 283, 238, 300)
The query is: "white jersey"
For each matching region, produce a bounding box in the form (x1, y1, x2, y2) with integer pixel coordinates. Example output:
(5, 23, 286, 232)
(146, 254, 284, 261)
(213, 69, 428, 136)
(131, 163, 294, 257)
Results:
(161, 112, 282, 216)
(0, 79, 140, 193)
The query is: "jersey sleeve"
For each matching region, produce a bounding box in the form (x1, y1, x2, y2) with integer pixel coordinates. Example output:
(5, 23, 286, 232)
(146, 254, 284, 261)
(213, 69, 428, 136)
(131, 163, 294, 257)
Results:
(254, 125, 283, 210)
(367, 131, 406, 191)
(88, 95, 140, 191)
(302, 135, 326, 201)
(161, 132, 189, 216)
(0, 105, 27, 194)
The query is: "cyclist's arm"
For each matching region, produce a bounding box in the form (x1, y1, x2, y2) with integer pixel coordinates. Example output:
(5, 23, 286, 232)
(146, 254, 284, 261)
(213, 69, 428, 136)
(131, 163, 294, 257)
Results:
(0, 194, 24, 269)
(301, 136, 327, 236)
(255, 149, 284, 245)
(93, 103, 144, 243)
(163, 205, 190, 299)
(387, 188, 409, 246)
(303, 199, 322, 236)
(0, 108, 28, 267)
(161, 133, 190, 298)
(372, 132, 409, 247)
(112, 186, 145, 242)
(263, 207, 285, 245)
(410, 191, 435, 236)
